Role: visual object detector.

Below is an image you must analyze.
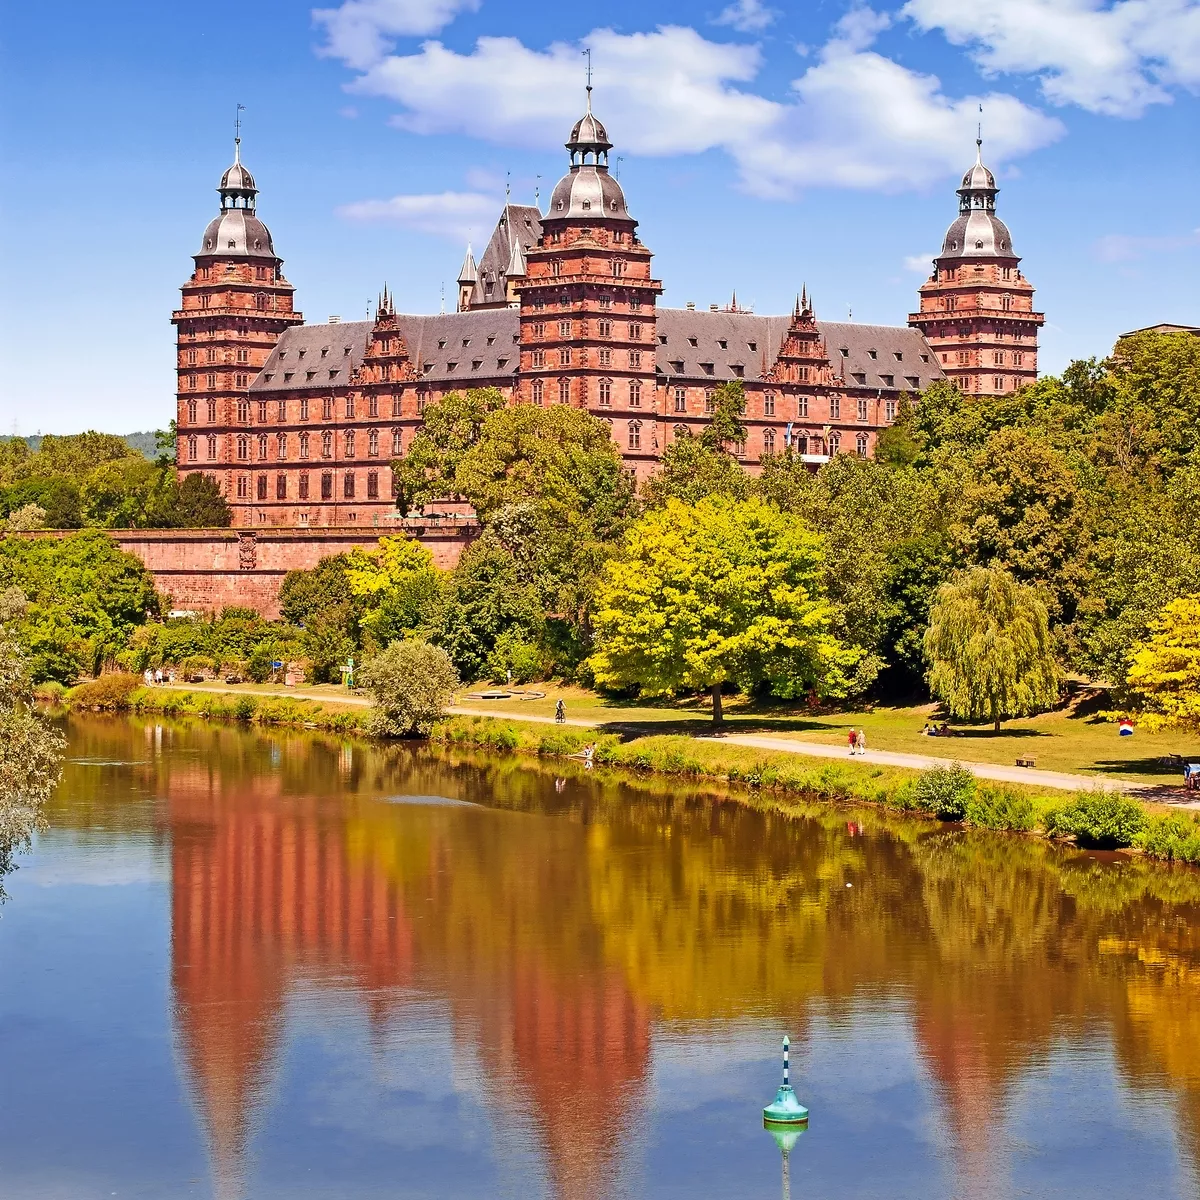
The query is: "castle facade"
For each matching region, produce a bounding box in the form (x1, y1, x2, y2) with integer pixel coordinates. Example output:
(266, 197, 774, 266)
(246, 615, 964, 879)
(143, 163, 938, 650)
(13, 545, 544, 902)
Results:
(173, 95, 1043, 528)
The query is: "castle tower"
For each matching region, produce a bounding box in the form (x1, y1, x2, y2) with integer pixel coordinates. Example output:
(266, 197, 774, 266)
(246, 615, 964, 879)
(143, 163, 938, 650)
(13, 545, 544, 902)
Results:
(518, 88, 663, 470)
(908, 140, 1042, 396)
(172, 133, 302, 517)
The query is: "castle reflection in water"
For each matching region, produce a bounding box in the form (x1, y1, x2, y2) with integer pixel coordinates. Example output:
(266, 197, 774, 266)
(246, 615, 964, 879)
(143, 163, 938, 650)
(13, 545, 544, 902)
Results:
(58, 718, 1200, 1199)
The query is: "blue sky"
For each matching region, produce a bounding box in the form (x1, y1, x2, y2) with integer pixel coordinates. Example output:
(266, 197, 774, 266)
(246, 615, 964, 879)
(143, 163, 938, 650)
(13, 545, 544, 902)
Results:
(3, 0, 1199, 435)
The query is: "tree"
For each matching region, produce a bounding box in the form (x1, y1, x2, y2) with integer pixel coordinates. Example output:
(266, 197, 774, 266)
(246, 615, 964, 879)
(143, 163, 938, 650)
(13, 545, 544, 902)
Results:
(875, 395, 920, 466)
(589, 496, 861, 723)
(176, 472, 231, 527)
(279, 555, 360, 682)
(642, 433, 750, 507)
(924, 566, 1061, 731)
(359, 639, 460, 736)
(1125, 595, 1200, 731)
(0, 587, 65, 903)
(699, 380, 748, 452)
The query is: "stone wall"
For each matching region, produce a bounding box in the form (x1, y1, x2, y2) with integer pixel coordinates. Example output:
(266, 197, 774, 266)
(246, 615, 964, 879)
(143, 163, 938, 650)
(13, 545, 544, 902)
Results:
(69, 523, 476, 619)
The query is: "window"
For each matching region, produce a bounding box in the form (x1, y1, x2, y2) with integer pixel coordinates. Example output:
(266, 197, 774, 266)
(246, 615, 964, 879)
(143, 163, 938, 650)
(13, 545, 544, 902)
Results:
(237, 475, 248, 499)
(321, 472, 333, 500)
(598, 348, 611, 367)
(276, 432, 287, 459)
(299, 473, 309, 500)
(276, 473, 287, 500)
(599, 379, 612, 407)
(734, 440, 747, 458)
(321, 431, 332, 458)
(851, 372, 867, 386)
(299, 432, 310, 459)
(829, 432, 841, 455)
(533, 322, 545, 339)
(237, 435, 249, 461)
(904, 376, 920, 390)
(673, 424, 689, 440)
(704, 389, 715, 413)
(255, 400, 266, 423)
(207, 399, 217, 422)
(598, 319, 612, 337)
(885, 398, 897, 422)
(206, 373, 217, 389)
(276, 399, 287, 422)
(346, 396, 356, 419)
(612, 260, 626, 277)
(558, 378, 571, 405)
(674, 387, 686, 412)
(532, 349, 546, 367)
(559, 347, 571, 366)
(187, 376, 196, 391)
(532, 378, 544, 405)
(343, 472, 356, 499)
(186, 435, 197, 461)
(206, 435, 217, 459)
(629, 322, 642, 340)
(798, 395, 809, 418)
(994, 376, 1004, 391)
(367, 471, 379, 499)
(764, 392, 775, 417)
(417, 391, 428, 414)
(186, 349, 197, 366)
(300, 397, 309, 420)
(257, 434, 268, 460)
(368, 429, 379, 457)
(856, 432, 869, 457)
(558, 319, 571, 338)
(629, 349, 641, 368)
(830, 397, 841, 420)
(763, 428, 776, 454)
(879, 375, 894, 388)
(206, 348, 217, 365)
(322, 397, 333, 421)
(235, 374, 248, 389)
(368, 395, 379, 418)
(344, 429, 356, 458)
(257, 475, 268, 501)
(629, 380, 642, 407)
(628, 420, 641, 449)
(857, 398, 869, 423)
(186, 399, 197, 423)
(256, 294, 267, 311)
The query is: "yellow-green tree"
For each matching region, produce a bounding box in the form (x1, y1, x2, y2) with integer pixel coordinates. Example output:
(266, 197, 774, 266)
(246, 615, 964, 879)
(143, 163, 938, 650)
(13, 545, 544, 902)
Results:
(924, 566, 1060, 731)
(1126, 595, 1200, 730)
(589, 496, 861, 723)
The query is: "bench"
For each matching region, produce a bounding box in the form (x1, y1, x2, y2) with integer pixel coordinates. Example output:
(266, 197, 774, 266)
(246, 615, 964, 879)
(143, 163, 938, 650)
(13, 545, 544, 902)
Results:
(1015, 756, 1037, 769)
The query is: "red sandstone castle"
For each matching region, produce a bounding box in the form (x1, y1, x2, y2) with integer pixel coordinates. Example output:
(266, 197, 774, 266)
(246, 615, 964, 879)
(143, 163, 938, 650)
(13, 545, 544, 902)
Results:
(173, 97, 1043, 528)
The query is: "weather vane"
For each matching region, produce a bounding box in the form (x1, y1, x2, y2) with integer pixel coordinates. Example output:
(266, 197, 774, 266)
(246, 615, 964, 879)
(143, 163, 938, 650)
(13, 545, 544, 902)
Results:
(235, 103, 245, 146)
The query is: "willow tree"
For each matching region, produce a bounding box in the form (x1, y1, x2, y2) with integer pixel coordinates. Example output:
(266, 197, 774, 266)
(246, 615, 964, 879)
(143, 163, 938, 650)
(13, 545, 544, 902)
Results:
(588, 496, 861, 724)
(924, 566, 1060, 731)
(0, 588, 64, 901)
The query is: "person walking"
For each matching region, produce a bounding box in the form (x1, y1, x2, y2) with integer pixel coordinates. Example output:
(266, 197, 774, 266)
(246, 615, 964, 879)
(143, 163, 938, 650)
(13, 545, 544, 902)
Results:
(848, 729, 858, 756)
(555, 699, 566, 724)
(856, 728, 867, 755)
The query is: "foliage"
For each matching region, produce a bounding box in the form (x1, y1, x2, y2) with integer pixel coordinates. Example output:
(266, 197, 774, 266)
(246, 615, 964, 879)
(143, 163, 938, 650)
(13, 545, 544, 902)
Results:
(2, 504, 46, 532)
(1125, 594, 1200, 730)
(1043, 791, 1147, 848)
(642, 434, 750, 507)
(360, 639, 460, 736)
(589, 495, 862, 721)
(699, 380, 749, 452)
(175, 473, 232, 527)
(913, 762, 976, 820)
(486, 630, 543, 684)
(69, 673, 143, 710)
(964, 785, 1037, 832)
(925, 566, 1061, 730)
(1136, 811, 1200, 864)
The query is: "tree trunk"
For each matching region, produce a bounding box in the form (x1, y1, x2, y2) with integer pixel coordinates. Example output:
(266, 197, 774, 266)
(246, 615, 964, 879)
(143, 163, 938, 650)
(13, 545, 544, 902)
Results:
(711, 683, 724, 728)
(994, 717, 1002, 733)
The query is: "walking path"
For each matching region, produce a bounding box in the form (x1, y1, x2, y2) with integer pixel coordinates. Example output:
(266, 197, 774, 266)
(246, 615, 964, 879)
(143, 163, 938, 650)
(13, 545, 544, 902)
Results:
(167, 684, 1168, 798)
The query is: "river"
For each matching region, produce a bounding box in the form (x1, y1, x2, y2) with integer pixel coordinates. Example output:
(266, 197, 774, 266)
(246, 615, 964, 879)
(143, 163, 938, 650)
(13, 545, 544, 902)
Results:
(1, 714, 1198, 1199)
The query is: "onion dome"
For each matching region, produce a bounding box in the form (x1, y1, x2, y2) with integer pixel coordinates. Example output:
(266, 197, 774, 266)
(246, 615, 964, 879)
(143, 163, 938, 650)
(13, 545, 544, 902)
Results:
(547, 88, 631, 221)
(198, 139, 277, 259)
(937, 139, 1015, 260)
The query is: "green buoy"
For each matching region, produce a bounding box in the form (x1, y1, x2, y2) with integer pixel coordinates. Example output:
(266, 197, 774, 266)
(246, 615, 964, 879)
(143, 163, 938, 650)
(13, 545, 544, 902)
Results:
(763, 1036, 809, 1128)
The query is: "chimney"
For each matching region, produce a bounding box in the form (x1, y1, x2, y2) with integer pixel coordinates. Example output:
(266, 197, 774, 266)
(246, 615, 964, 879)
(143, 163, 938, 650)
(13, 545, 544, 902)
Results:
(328, 315, 341, 323)
(709, 303, 719, 312)
(686, 301, 696, 310)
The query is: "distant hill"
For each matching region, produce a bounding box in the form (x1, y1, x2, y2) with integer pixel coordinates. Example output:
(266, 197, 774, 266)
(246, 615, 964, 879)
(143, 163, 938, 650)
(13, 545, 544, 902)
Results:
(0, 431, 159, 459)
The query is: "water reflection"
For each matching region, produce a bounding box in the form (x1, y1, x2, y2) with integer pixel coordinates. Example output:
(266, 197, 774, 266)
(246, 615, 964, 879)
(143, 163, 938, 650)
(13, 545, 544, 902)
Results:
(22, 717, 1200, 1197)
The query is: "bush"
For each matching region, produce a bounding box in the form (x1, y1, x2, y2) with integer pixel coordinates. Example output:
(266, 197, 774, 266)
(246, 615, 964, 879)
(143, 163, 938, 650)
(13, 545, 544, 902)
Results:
(68, 673, 142, 710)
(486, 632, 543, 684)
(179, 654, 214, 681)
(913, 762, 976, 819)
(964, 786, 1036, 832)
(1043, 791, 1148, 848)
(1137, 812, 1200, 864)
(360, 639, 460, 737)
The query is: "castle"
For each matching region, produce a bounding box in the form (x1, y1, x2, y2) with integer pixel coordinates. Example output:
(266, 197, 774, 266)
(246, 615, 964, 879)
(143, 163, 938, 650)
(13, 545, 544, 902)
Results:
(173, 92, 1043, 529)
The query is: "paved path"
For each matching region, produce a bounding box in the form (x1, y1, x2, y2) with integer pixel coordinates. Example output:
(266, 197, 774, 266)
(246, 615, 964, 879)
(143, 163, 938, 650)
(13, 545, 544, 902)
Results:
(167, 685, 1173, 799)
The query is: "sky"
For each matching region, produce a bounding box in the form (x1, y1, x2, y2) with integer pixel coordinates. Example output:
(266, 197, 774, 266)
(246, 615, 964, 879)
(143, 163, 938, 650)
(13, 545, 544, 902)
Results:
(2, 0, 1199, 435)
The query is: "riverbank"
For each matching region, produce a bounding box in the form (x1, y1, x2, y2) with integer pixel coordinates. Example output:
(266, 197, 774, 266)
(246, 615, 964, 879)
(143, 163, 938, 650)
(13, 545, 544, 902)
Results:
(59, 677, 1200, 867)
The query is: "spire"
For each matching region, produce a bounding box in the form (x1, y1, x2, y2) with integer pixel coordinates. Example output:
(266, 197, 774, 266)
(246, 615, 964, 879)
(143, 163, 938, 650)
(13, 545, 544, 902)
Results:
(505, 236, 527, 279)
(457, 243, 478, 284)
(218, 107, 257, 211)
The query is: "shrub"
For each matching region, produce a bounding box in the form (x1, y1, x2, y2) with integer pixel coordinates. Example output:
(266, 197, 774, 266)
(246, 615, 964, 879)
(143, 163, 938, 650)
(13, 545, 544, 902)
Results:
(360, 639, 460, 737)
(69, 673, 142, 710)
(1043, 791, 1147, 848)
(179, 654, 214, 681)
(913, 762, 976, 819)
(964, 786, 1036, 832)
(486, 632, 543, 685)
(1137, 812, 1200, 864)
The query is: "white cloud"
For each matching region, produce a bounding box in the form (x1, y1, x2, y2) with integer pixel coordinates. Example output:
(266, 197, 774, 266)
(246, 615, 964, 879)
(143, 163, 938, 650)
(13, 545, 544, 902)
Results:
(333, 22, 1062, 198)
(1094, 226, 1200, 260)
(905, 252, 938, 272)
(337, 190, 500, 242)
(713, 0, 779, 33)
(313, 0, 481, 70)
(903, 0, 1200, 117)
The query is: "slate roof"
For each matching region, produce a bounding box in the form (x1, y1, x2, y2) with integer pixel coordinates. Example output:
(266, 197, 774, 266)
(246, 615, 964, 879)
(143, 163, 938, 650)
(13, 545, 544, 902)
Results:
(469, 204, 542, 308)
(251, 309, 943, 393)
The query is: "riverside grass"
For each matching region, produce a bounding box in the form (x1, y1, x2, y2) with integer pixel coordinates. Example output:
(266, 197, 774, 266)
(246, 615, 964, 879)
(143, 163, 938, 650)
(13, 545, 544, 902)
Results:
(62, 680, 1200, 867)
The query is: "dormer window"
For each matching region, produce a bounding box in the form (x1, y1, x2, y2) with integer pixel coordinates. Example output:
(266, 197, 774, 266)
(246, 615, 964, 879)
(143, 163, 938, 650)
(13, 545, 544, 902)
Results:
(893, 351, 902, 360)
(688, 337, 698, 347)
(298, 349, 307, 358)
(839, 348, 849, 357)
(279, 351, 288, 359)
(486, 336, 495, 346)
(344, 346, 351, 355)
(867, 350, 877, 359)
(462, 339, 471, 347)
(321, 348, 329, 357)
(700, 362, 715, 375)
(471, 359, 482, 370)
(718, 339, 728, 349)
(446, 361, 457, 371)
(747, 341, 757, 351)
(437, 339, 447, 349)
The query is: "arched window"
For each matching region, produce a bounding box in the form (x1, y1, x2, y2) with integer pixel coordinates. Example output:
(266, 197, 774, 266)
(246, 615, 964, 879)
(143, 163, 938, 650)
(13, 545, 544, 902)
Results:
(391, 428, 402, 455)
(558, 378, 570, 405)
(368, 429, 379, 457)
(343, 472, 356, 499)
(856, 432, 869, 457)
(763, 428, 776, 455)
(673, 423, 689, 440)
(321, 431, 333, 458)
(531, 379, 544, 405)
(628, 420, 641, 450)
(257, 433, 268, 461)
(186, 399, 197, 423)
(237, 435, 249, 461)
(344, 429, 356, 458)
(599, 379, 612, 407)
(629, 380, 641, 407)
